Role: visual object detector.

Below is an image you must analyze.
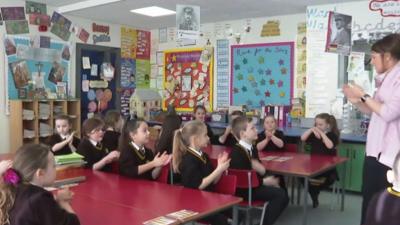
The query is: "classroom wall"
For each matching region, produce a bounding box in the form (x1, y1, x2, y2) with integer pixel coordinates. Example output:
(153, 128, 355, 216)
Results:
(150, 13, 306, 109)
(0, 0, 137, 153)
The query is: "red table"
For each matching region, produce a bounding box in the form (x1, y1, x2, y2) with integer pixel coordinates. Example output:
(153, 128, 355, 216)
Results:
(203, 145, 348, 225)
(63, 169, 242, 225)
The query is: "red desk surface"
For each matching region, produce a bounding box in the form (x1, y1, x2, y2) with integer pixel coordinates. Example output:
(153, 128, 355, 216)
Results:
(66, 169, 241, 224)
(258, 151, 348, 177)
(203, 145, 348, 178)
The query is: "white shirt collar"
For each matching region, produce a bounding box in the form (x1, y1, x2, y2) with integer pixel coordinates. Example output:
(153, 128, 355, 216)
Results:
(188, 147, 202, 157)
(60, 134, 69, 139)
(89, 139, 97, 147)
(239, 140, 253, 154)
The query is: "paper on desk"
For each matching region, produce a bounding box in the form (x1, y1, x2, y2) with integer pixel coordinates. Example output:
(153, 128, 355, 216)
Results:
(166, 209, 198, 221)
(273, 156, 293, 162)
(143, 216, 177, 225)
(261, 156, 279, 161)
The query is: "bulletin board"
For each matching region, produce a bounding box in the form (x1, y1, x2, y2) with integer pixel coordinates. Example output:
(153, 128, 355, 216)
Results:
(163, 47, 213, 111)
(231, 42, 294, 108)
(5, 35, 70, 99)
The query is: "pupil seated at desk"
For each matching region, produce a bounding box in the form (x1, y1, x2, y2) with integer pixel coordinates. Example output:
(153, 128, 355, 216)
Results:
(47, 115, 80, 156)
(119, 119, 171, 180)
(256, 115, 285, 152)
(193, 105, 218, 144)
(230, 116, 289, 225)
(102, 110, 124, 152)
(77, 118, 120, 172)
(1, 144, 80, 225)
(301, 113, 340, 208)
(218, 110, 243, 147)
(173, 120, 230, 225)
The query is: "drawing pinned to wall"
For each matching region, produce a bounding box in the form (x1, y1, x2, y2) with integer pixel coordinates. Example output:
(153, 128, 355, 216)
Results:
(1, 7, 25, 20)
(29, 14, 50, 26)
(176, 4, 200, 40)
(163, 48, 213, 111)
(5, 20, 29, 34)
(25, 1, 47, 15)
(325, 12, 352, 55)
(50, 12, 71, 41)
(261, 20, 281, 37)
(231, 42, 294, 108)
(159, 27, 168, 43)
(72, 25, 90, 43)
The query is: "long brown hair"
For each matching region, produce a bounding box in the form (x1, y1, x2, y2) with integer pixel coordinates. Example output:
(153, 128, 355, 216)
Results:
(155, 114, 182, 154)
(104, 110, 123, 132)
(0, 144, 50, 225)
(172, 120, 206, 173)
(315, 113, 340, 139)
(118, 118, 145, 151)
(82, 118, 105, 138)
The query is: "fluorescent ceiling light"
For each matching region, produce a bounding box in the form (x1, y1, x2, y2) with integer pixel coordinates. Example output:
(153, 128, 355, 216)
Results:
(130, 6, 176, 17)
(57, 0, 122, 13)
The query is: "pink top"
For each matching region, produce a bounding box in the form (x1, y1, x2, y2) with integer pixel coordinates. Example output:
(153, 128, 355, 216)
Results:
(366, 63, 400, 168)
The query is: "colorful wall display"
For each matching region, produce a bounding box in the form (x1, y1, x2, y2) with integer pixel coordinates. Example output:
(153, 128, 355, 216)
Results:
(163, 47, 213, 111)
(231, 42, 294, 109)
(5, 35, 70, 99)
(136, 30, 150, 59)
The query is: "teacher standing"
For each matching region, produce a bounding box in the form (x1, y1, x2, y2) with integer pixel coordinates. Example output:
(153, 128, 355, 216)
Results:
(343, 33, 400, 225)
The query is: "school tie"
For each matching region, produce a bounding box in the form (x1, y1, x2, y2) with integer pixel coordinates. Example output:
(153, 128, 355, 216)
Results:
(140, 147, 145, 155)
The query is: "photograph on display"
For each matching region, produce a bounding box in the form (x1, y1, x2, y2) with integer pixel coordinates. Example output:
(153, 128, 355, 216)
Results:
(50, 12, 72, 41)
(29, 14, 50, 26)
(9, 60, 30, 89)
(25, 1, 47, 15)
(176, 4, 200, 40)
(325, 12, 352, 55)
(48, 61, 66, 84)
(4, 37, 16, 55)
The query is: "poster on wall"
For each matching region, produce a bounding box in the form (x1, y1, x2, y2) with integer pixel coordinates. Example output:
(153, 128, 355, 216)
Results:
(120, 58, 136, 88)
(216, 39, 230, 108)
(5, 20, 29, 34)
(163, 48, 213, 111)
(295, 22, 307, 99)
(325, 12, 352, 55)
(1, 7, 25, 20)
(136, 59, 150, 88)
(176, 4, 200, 40)
(136, 30, 151, 59)
(231, 42, 294, 109)
(25, 1, 47, 15)
(121, 27, 137, 59)
(50, 12, 72, 41)
(5, 36, 70, 99)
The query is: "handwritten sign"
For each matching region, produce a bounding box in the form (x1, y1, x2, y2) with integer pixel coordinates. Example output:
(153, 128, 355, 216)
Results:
(370, 0, 400, 17)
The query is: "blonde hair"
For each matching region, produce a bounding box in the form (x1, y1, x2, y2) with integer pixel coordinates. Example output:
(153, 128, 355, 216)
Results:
(172, 120, 206, 173)
(0, 144, 50, 225)
(231, 116, 252, 140)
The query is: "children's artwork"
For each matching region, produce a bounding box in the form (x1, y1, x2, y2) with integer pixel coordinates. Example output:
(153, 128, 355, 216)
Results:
(48, 61, 65, 84)
(6, 36, 70, 99)
(1, 7, 25, 20)
(82, 57, 91, 69)
(25, 1, 47, 15)
(231, 42, 294, 108)
(100, 63, 115, 80)
(136, 30, 151, 59)
(163, 48, 213, 111)
(121, 27, 137, 59)
(9, 60, 30, 88)
(90, 64, 98, 76)
(56, 82, 66, 98)
(29, 14, 50, 26)
(121, 58, 136, 88)
(4, 37, 16, 55)
(78, 28, 89, 43)
(261, 20, 281, 37)
(325, 12, 352, 55)
(136, 59, 150, 88)
(199, 46, 213, 66)
(5, 20, 29, 34)
(50, 12, 72, 41)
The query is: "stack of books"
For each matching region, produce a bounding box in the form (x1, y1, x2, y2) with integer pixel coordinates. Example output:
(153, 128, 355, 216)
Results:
(55, 152, 85, 166)
(39, 103, 50, 119)
(23, 129, 35, 138)
(39, 123, 52, 137)
(22, 109, 35, 120)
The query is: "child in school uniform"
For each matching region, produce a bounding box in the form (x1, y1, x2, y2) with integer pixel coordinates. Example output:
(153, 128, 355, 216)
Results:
(256, 115, 285, 152)
(155, 114, 182, 154)
(365, 152, 400, 225)
(173, 120, 230, 225)
(300, 113, 340, 208)
(47, 115, 80, 155)
(193, 105, 217, 144)
(230, 116, 289, 225)
(119, 119, 171, 180)
(77, 118, 120, 172)
(218, 110, 244, 147)
(0, 144, 80, 225)
(102, 110, 124, 151)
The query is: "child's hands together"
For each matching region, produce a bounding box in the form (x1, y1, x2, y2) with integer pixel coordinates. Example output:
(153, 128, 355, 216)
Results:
(105, 151, 120, 163)
(153, 152, 171, 167)
(217, 151, 230, 172)
(311, 127, 321, 139)
(56, 187, 74, 203)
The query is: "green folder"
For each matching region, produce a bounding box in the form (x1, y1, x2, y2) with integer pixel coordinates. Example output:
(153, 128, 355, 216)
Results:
(55, 152, 85, 165)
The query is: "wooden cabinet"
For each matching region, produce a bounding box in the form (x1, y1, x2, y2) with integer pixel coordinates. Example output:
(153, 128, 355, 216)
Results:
(9, 100, 81, 152)
(337, 143, 365, 192)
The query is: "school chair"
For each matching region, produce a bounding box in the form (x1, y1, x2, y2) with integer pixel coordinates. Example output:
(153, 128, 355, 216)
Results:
(284, 143, 298, 152)
(214, 174, 237, 195)
(228, 169, 268, 225)
(284, 143, 299, 204)
(110, 161, 120, 174)
(155, 163, 170, 183)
